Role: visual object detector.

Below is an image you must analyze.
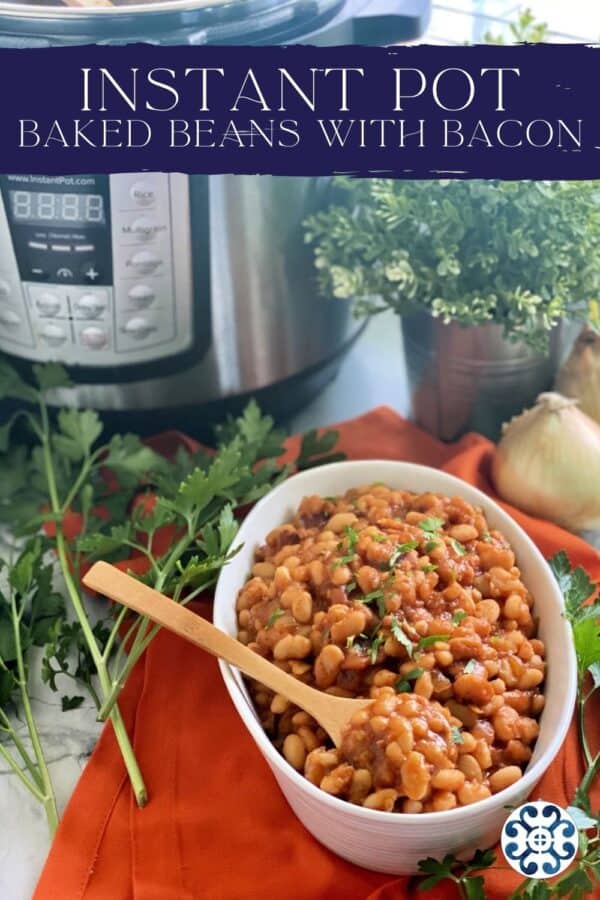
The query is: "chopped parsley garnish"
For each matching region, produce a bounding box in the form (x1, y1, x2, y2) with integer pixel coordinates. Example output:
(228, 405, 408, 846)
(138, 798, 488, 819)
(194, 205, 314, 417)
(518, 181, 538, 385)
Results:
(332, 524, 360, 567)
(369, 632, 386, 663)
(346, 581, 357, 593)
(388, 540, 419, 568)
(450, 725, 464, 745)
(372, 533, 387, 543)
(424, 540, 438, 554)
(390, 617, 415, 658)
(452, 609, 467, 625)
(449, 538, 468, 557)
(394, 667, 424, 693)
(360, 588, 387, 617)
(422, 563, 438, 573)
(346, 635, 355, 649)
(265, 607, 285, 629)
(481, 531, 492, 543)
(419, 517, 445, 534)
(417, 633, 449, 649)
(463, 658, 478, 674)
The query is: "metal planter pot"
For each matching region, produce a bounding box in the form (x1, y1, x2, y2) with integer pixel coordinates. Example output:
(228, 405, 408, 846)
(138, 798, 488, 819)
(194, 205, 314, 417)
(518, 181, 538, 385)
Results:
(401, 313, 571, 442)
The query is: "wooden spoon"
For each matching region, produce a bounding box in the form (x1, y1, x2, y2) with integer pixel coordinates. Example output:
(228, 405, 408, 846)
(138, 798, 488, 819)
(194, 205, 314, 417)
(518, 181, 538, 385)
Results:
(83, 562, 371, 747)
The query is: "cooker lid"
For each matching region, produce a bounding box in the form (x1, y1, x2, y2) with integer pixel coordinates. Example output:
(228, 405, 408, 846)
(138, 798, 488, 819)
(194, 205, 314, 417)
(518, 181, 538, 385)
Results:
(0, 0, 341, 25)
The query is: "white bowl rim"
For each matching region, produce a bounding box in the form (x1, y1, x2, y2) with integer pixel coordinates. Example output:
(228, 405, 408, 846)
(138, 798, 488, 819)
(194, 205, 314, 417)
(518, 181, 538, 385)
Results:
(215, 459, 578, 826)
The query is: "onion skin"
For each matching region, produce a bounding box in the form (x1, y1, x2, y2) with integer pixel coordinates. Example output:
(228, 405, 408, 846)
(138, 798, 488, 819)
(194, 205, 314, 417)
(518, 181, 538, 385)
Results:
(556, 328, 600, 425)
(492, 392, 600, 532)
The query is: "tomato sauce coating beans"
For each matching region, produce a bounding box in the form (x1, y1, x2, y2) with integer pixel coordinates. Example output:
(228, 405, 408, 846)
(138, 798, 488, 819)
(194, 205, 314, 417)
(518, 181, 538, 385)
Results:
(235, 484, 546, 813)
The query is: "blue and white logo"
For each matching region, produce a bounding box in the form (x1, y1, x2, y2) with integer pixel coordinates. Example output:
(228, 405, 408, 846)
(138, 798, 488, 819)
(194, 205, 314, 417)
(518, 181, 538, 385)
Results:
(501, 801, 578, 879)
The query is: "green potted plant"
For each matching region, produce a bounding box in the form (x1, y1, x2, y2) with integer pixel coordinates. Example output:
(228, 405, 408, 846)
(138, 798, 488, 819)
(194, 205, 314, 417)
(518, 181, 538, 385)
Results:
(304, 179, 600, 440)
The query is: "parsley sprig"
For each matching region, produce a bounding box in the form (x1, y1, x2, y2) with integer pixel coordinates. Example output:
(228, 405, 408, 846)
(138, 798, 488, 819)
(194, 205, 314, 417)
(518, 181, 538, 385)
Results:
(0, 360, 344, 829)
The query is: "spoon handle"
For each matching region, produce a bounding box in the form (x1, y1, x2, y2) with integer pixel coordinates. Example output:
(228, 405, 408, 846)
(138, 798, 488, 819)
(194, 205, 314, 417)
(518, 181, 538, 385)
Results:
(83, 561, 325, 717)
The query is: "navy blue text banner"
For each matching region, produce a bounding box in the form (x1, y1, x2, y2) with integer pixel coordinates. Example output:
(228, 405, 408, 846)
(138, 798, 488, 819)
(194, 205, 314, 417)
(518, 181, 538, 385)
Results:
(3, 42, 600, 177)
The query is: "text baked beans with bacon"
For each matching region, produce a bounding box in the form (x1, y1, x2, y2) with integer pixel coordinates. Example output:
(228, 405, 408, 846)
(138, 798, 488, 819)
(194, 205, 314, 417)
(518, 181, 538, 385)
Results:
(235, 484, 545, 813)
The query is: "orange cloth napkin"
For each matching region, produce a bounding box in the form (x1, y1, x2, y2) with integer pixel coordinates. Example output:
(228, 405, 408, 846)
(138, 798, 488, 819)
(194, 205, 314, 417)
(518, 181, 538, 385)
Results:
(34, 408, 600, 900)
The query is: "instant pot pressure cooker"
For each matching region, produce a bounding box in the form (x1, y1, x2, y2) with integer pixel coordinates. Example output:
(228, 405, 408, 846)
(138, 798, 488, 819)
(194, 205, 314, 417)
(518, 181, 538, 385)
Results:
(0, 0, 429, 435)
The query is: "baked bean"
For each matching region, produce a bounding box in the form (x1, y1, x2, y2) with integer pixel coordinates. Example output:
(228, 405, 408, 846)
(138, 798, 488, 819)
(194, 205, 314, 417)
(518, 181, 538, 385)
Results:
(328, 512, 358, 533)
(458, 782, 491, 806)
(237, 483, 546, 814)
(314, 644, 345, 688)
(273, 634, 312, 661)
(458, 754, 483, 782)
(448, 524, 478, 543)
(283, 734, 307, 771)
(401, 751, 430, 801)
(321, 764, 354, 795)
(331, 609, 367, 643)
(431, 768, 465, 792)
(490, 766, 522, 793)
(270, 694, 290, 715)
(363, 789, 397, 811)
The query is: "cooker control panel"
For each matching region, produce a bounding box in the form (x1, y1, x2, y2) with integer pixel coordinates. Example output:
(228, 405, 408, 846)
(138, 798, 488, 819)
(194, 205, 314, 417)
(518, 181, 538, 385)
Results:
(0, 174, 193, 366)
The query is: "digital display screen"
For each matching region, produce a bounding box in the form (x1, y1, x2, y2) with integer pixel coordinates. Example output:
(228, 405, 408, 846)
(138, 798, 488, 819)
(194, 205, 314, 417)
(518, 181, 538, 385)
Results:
(9, 190, 105, 227)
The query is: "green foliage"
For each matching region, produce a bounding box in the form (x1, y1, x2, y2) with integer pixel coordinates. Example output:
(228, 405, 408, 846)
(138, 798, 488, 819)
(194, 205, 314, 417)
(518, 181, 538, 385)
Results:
(0, 359, 347, 822)
(305, 180, 600, 349)
(483, 8, 550, 45)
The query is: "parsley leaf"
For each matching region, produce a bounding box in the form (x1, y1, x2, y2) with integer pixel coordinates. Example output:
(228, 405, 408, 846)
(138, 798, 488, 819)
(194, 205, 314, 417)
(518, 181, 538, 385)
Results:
(265, 608, 285, 629)
(390, 617, 414, 658)
(394, 667, 424, 692)
(419, 517, 445, 534)
(296, 428, 345, 471)
(360, 588, 386, 617)
(452, 609, 468, 625)
(417, 634, 449, 649)
(464, 659, 478, 674)
(450, 725, 464, 744)
(369, 632, 385, 664)
(388, 540, 419, 568)
(449, 538, 468, 557)
(424, 540, 438, 553)
(61, 695, 85, 712)
(549, 551, 597, 623)
(422, 563, 438, 573)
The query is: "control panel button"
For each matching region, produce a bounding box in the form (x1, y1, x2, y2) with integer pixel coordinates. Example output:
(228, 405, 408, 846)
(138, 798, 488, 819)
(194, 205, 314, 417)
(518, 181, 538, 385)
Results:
(30, 266, 49, 280)
(56, 267, 74, 283)
(0, 308, 21, 328)
(129, 250, 161, 275)
(0, 279, 11, 299)
(40, 322, 67, 347)
(75, 293, 107, 320)
(128, 284, 155, 307)
(75, 244, 95, 253)
(123, 316, 155, 339)
(35, 292, 62, 317)
(80, 326, 108, 350)
(130, 217, 157, 241)
(130, 181, 156, 207)
(82, 263, 101, 284)
(51, 244, 71, 253)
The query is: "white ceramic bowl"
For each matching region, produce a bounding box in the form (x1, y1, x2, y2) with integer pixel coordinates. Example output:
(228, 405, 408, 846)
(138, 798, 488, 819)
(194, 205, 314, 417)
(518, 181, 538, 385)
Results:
(214, 460, 577, 874)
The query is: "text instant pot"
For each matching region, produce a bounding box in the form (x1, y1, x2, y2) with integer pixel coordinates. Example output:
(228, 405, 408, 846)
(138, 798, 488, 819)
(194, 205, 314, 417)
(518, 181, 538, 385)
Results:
(4, 43, 600, 178)
(19, 63, 582, 154)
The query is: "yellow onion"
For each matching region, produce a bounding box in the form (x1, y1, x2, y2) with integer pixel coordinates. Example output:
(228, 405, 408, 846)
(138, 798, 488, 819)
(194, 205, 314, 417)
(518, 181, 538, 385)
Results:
(555, 327, 600, 425)
(492, 392, 600, 532)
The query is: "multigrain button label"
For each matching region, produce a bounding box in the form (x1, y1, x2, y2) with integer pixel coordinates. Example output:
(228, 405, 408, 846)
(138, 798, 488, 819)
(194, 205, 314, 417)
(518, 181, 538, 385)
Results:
(501, 801, 577, 879)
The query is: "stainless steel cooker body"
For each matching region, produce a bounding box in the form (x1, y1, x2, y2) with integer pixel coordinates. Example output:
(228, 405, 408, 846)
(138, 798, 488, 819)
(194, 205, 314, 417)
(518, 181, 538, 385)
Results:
(0, 0, 430, 434)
